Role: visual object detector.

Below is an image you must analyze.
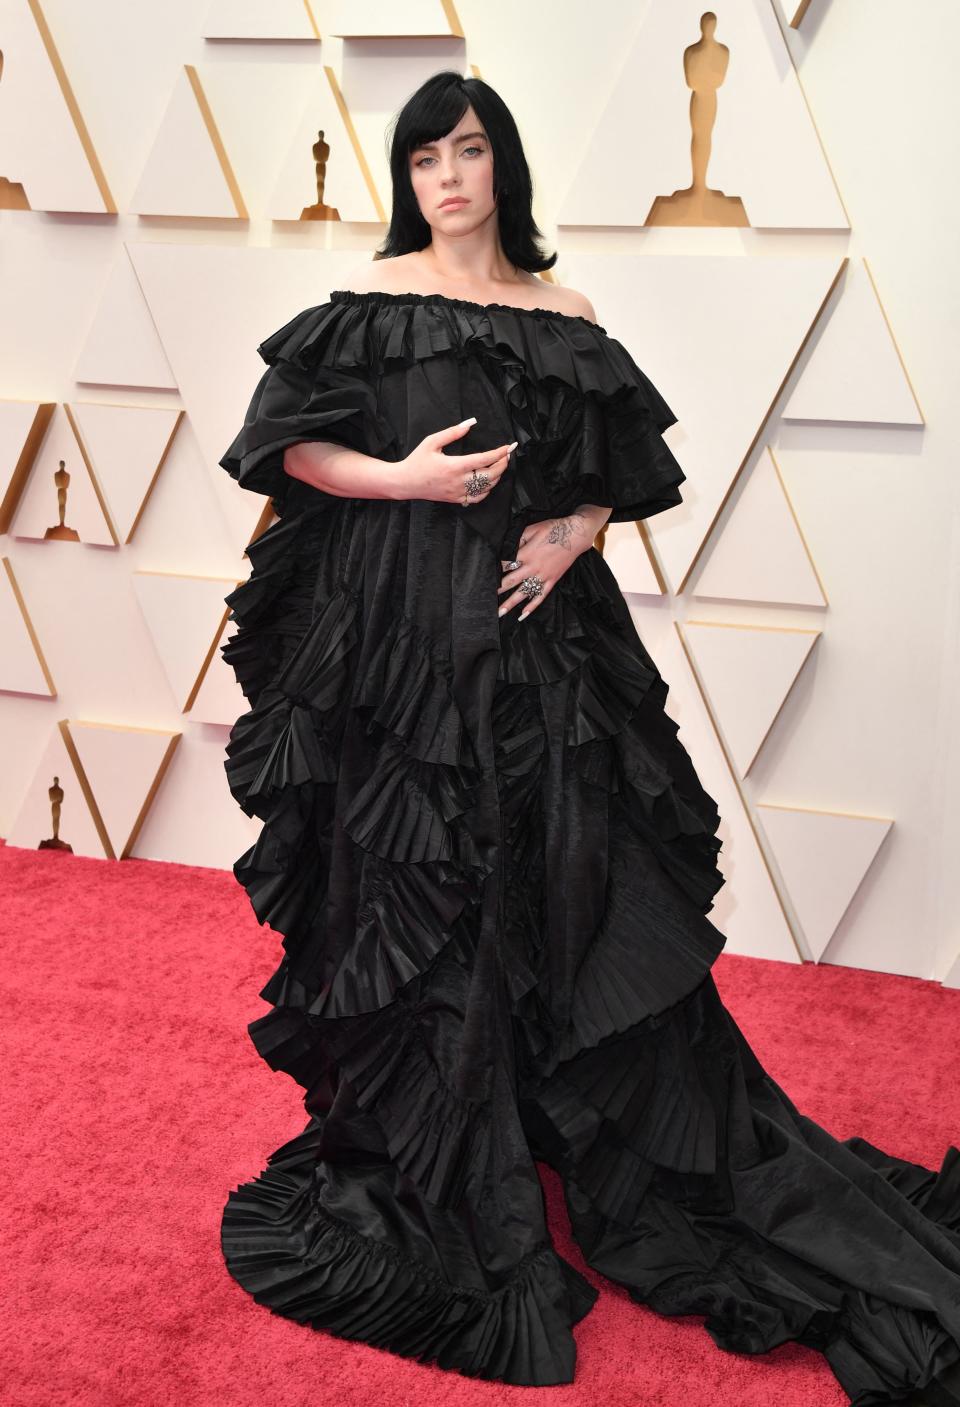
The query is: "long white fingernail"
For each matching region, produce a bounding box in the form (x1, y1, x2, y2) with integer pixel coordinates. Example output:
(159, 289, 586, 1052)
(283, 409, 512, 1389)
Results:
(460, 416, 477, 427)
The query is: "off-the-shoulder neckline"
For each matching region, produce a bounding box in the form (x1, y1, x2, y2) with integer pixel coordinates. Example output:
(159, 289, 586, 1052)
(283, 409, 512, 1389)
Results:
(329, 287, 608, 335)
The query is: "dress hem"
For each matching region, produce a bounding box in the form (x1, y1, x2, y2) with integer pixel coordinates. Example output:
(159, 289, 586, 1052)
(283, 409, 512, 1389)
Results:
(220, 1117, 600, 1387)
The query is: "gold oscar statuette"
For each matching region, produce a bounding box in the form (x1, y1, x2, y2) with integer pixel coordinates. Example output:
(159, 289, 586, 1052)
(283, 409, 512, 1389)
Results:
(646, 11, 748, 227)
(44, 459, 81, 541)
(301, 131, 340, 221)
(38, 774, 74, 853)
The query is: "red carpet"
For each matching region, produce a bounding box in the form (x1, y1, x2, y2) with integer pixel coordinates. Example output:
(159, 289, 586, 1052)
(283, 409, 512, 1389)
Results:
(3, 839, 958, 1407)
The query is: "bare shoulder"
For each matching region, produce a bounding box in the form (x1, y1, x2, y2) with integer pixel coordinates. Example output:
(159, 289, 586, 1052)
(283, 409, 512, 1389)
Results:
(545, 284, 600, 325)
(335, 254, 413, 295)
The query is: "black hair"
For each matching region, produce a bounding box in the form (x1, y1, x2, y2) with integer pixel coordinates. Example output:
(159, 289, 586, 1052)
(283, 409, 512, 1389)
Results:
(373, 70, 557, 274)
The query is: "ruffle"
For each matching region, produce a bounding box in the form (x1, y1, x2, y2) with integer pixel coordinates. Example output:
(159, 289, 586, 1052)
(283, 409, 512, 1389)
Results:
(485, 553, 729, 1145)
(224, 583, 359, 821)
(219, 331, 399, 508)
(318, 991, 493, 1209)
(254, 289, 686, 531)
(222, 566, 489, 1023)
(245, 924, 502, 1212)
(559, 1033, 960, 1407)
(220, 511, 315, 709)
(279, 858, 474, 1016)
(518, 972, 739, 1231)
(264, 290, 672, 414)
(221, 1116, 599, 1386)
(499, 547, 725, 919)
(352, 612, 479, 769)
(560, 829, 725, 1055)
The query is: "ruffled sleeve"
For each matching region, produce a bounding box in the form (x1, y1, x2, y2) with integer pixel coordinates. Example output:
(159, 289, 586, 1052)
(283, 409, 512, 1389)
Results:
(574, 344, 686, 525)
(218, 304, 397, 509)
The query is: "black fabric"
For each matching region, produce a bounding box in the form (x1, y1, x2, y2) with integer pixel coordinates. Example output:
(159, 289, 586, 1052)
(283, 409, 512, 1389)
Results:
(218, 288, 960, 1399)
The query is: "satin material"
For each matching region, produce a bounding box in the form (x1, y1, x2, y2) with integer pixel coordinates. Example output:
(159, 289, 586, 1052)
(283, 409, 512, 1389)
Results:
(218, 289, 960, 1400)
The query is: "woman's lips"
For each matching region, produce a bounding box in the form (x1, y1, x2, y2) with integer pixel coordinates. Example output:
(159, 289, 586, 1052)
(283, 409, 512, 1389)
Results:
(439, 198, 469, 209)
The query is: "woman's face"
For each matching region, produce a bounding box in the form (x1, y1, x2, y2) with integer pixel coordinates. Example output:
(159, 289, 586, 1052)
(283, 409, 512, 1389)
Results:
(408, 106, 497, 233)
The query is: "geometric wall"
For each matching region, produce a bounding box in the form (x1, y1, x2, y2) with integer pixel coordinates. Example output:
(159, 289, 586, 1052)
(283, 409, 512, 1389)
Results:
(1, 0, 956, 984)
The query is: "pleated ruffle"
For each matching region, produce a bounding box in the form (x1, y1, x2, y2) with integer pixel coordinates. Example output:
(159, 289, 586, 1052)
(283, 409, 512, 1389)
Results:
(221, 1116, 599, 1387)
(499, 544, 724, 917)
(222, 539, 489, 1026)
(253, 288, 687, 531)
(244, 927, 496, 1212)
(218, 347, 399, 509)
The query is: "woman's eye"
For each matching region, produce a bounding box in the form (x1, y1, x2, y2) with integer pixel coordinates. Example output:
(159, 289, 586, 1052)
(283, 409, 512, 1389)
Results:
(414, 146, 485, 167)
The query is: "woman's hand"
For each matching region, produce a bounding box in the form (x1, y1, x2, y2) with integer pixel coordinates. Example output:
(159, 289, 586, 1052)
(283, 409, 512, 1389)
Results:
(498, 507, 611, 620)
(397, 417, 518, 506)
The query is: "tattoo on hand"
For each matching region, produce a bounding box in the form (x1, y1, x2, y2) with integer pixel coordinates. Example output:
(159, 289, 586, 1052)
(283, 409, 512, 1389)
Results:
(546, 514, 589, 552)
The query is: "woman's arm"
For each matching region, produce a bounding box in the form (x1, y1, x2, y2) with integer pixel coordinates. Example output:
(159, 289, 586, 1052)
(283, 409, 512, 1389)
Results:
(284, 447, 611, 531)
(566, 502, 614, 549)
(284, 440, 402, 500)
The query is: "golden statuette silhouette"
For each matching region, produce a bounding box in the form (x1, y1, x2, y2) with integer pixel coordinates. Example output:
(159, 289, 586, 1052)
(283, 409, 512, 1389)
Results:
(38, 774, 74, 852)
(301, 131, 340, 221)
(44, 459, 81, 541)
(646, 11, 748, 227)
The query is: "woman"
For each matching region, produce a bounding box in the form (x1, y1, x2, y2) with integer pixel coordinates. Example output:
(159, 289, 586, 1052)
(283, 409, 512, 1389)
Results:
(218, 71, 960, 1402)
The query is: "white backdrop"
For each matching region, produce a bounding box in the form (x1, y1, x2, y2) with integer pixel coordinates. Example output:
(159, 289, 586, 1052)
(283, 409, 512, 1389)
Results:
(1, 0, 958, 985)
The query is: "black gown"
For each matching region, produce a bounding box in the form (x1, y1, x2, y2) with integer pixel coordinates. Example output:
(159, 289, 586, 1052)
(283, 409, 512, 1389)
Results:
(217, 288, 960, 1403)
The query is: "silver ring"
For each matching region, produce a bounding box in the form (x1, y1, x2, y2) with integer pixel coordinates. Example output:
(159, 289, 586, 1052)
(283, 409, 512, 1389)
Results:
(520, 575, 544, 599)
(464, 470, 490, 499)
(506, 558, 521, 570)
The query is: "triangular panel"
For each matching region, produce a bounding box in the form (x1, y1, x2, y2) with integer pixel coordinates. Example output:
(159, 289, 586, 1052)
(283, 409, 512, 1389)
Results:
(783, 259, 923, 425)
(126, 243, 376, 548)
(10, 408, 116, 546)
(561, 251, 845, 593)
(598, 520, 668, 596)
(558, 0, 846, 228)
(132, 570, 240, 712)
(627, 602, 801, 963)
(191, 62, 334, 222)
(267, 65, 383, 223)
(682, 620, 820, 777)
(0, 399, 56, 533)
(69, 403, 183, 543)
(0, 0, 115, 212)
(693, 447, 827, 608)
(72, 249, 178, 390)
(188, 617, 247, 726)
(7, 721, 109, 857)
(67, 720, 181, 859)
(128, 67, 243, 218)
(0, 556, 56, 696)
(757, 803, 893, 962)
